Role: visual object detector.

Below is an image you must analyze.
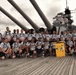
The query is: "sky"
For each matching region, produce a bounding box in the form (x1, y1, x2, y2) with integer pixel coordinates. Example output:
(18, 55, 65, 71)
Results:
(0, 0, 76, 33)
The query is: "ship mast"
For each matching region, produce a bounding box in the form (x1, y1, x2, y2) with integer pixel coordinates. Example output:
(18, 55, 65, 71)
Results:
(66, 0, 68, 8)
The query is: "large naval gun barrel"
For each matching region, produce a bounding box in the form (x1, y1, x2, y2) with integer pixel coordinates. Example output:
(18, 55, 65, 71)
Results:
(0, 7, 28, 31)
(30, 0, 51, 30)
(8, 0, 39, 31)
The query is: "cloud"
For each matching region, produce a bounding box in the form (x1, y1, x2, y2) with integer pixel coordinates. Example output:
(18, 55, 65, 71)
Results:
(0, 12, 15, 26)
(0, 0, 76, 33)
(0, 21, 15, 26)
(47, 5, 62, 24)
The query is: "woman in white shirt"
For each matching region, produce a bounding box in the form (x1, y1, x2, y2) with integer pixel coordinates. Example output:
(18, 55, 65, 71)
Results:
(21, 38, 30, 57)
(66, 37, 74, 55)
(36, 38, 43, 57)
(43, 38, 50, 57)
(12, 38, 22, 58)
(29, 37, 37, 58)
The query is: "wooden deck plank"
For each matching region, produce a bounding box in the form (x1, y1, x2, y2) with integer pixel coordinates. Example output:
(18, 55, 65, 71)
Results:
(69, 58, 74, 75)
(0, 56, 76, 75)
(64, 57, 73, 75)
(56, 57, 71, 75)
(33, 58, 63, 75)
(60, 57, 71, 75)
(42, 58, 64, 75)
(0, 58, 32, 72)
(73, 57, 76, 75)
(17, 57, 50, 75)
(1, 58, 42, 75)
(29, 57, 58, 75)
(48, 57, 65, 75)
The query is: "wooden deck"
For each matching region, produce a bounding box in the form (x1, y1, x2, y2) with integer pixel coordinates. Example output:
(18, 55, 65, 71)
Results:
(0, 56, 76, 75)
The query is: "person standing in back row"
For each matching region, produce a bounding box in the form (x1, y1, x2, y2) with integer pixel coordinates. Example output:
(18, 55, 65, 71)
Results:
(3, 27, 12, 42)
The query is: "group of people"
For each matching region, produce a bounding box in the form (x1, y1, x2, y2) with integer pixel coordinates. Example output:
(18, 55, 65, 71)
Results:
(0, 27, 76, 60)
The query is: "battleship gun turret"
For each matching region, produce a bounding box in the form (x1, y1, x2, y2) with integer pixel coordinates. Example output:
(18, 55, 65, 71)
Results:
(8, 0, 40, 31)
(0, 6, 28, 31)
(30, 0, 52, 30)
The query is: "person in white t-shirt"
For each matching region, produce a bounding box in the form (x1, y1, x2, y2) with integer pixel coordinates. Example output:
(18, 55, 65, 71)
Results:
(36, 37, 43, 57)
(66, 37, 74, 55)
(16, 29, 20, 39)
(56, 32, 60, 39)
(0, 33, 2, 43)
(44, 31, 51, 41)
(74, 40, 76, 53)
(28, 30, 33, 42)
(43, 38, 50, 57)
(12, 29, 17, 42)
(35, 33, 39, 41)
(21, 38, 30, 57)
(38, 32, 45, 42)
(72, 30, 76, 41)
(19, 30, 26, 42)
(29, 37, 37, 58)
(0, 38, 12, 60)
(12, 38, 22, 58)
(51, 31, 56, 41)
(3, 27, 12, 42)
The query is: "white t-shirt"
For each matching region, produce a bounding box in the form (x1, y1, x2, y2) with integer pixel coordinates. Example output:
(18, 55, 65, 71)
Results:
(19, 33, 25, 41)
(3, 31, 11, 40)
(60, 34, 65, 40)
(51, 42, 56, 49)
(51, 34, 56, 39)
(39, 33, 45, 41)
(56, 34, 60, 39)
(28, 34, 33, 41)
(44, 34, 51, 41)
(67, 33, 73, 38)
(30, 43, 36, 51)
(63, 34, 68, 39)
(0, 42, 10, 51)
(43, 42, 50, 49)
(0, 33, 2, 41)
(35, 33, 39, 40)
(67, 41, 74, 47)
(36, 41, 43, 49)
(12, 33, 17, 41)
(72, 33, 76, 41)
(21, 42, 30, 46)
(12, 43, 21, 52)
(16, 33, 20, 39)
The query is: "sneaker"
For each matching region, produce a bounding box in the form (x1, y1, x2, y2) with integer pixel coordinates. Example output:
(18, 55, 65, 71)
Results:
(34, 56, 36, 59)
(42, 54, 45, 57)
(26, 53, 30, 58)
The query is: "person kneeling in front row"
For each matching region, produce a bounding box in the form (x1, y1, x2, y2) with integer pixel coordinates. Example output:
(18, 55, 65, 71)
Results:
(12, 38, 23, 58)
(0, 38, 13, 60)
(29, 37, 37, 58)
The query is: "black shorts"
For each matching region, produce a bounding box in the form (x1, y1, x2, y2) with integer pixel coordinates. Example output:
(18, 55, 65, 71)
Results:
(51, 48, 55, 54)
(0, 52, 5, 57)
(36, 48, 43, 54)
(67, 46, 74, 53)
(14, 51, 19, 55)
(45, 49, 49, 54)
(30, 50, 35, 55)
(14, 49, 26, 55)
(22, 49, 26, 54)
